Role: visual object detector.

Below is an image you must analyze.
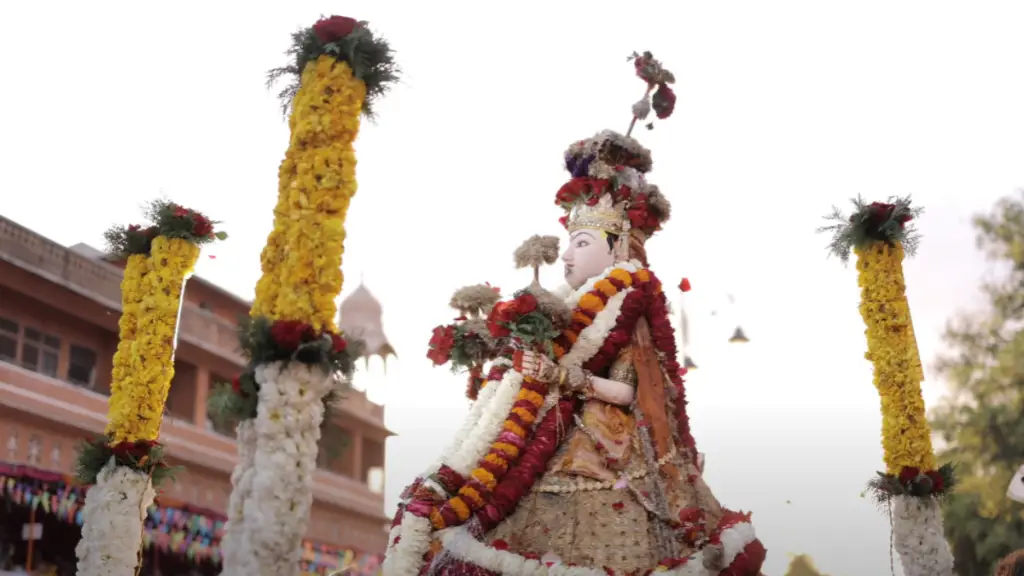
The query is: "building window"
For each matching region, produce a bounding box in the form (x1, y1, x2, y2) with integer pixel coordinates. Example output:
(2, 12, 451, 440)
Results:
(68, 344, 97, 388)
(0, 317, 16, 361)
(21, 327, 60, 377)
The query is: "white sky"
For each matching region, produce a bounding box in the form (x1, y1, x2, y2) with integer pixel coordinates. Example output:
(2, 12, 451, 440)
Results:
(2, 2, 1023, 574)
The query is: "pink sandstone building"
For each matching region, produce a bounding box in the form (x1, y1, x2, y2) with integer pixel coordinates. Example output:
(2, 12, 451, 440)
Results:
(0, 215, 390, 575)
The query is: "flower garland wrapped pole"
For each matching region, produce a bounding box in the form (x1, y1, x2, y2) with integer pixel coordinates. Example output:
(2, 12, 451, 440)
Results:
(820, 197, 955, 576)
(75, 201, 226, 576)
(212, 15, 397, 576)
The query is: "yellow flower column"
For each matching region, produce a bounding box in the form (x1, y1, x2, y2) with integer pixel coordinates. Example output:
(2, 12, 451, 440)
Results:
(271, 55, 362, 331)
(820, 196, 955, 576)
(106, 254, 148, 418)
(76, 207, 225, 576)
(216, 16, 398, 576)
(821, 197, 952, 494)
(856, 241, 936, 475)
(109, 236, 200, 443)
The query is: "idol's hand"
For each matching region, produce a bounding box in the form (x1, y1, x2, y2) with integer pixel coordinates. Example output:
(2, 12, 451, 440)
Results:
(517, 350, 560, 383)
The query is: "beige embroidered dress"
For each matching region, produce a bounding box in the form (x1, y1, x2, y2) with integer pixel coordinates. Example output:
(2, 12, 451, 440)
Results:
(487, 347, 724, 573)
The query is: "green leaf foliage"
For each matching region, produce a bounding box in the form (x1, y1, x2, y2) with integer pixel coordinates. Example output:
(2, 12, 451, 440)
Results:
(818, 195, 923, 263)
(267, 21, 399, 118)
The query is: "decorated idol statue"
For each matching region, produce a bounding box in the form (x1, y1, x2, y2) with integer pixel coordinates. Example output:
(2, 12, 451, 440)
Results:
(383, 52, 766, 576)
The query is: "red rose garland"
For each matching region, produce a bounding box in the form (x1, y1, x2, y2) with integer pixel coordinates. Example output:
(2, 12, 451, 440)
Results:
(643, 272, 698, 460)
(476, 397, 578, 531)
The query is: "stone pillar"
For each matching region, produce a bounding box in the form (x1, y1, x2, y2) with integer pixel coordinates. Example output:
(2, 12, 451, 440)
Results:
(350, 429, 364, 482)
(193, 365, 210, 427)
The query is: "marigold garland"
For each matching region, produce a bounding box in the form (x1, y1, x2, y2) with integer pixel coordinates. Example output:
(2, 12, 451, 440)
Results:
(107, 254, 148, 416)
(820, 197, 953, 499)
(108, 236, 200, 444)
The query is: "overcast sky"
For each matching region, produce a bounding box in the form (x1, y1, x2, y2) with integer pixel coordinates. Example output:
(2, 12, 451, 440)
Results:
(2, 2, 1023, 574)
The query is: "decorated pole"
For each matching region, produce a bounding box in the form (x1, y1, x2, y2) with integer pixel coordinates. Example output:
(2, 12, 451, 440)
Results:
(213, 15, 397, 576)
(819, 197, 955, 576)
(75, 200, 226, 576)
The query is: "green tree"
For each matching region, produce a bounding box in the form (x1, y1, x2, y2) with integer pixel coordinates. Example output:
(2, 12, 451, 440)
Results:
(784, 554, 827, 576)
(931, 191, 1024, 576)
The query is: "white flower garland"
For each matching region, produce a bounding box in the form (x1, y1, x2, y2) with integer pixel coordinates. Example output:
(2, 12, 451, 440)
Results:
(381, 516, 433, 576)
(384, 261, 642, 576)
(220, 419, 258, 575)
(434, 519, 758, 576)
(449, 370, 524, 475)
(75, 459, 155, 576)
(243, 361, 332, 576)
(892, 495, 955, 576)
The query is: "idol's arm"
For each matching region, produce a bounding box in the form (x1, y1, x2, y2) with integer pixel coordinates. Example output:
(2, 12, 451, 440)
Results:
(564, 348, 637, 406)
(588, 376, 635, 405)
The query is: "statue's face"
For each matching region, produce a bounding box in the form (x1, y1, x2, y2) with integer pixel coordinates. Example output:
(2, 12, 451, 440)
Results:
(562, 229, 617, 289)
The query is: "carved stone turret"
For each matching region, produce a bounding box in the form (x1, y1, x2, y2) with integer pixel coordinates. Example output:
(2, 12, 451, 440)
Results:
(338, 282, 396, 368)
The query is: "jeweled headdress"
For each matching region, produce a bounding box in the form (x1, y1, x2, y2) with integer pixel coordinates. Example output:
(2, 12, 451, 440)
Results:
(556, 52, 676, 242)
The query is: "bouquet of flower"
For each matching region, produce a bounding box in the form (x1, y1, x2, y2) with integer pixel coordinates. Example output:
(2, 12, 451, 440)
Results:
(425, 283, 504, 400)
(486, 235, 572, 358)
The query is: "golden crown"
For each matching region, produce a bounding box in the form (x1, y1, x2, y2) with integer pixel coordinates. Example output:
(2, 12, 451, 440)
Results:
(566, 193, 630, 236)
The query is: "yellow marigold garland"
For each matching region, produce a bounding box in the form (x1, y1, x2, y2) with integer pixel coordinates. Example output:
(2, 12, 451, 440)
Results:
(856, 241, 936, 473)
(108, 236, 200, 444)
(106, 254, 149, 416)
(268, 55, 363, 332)
(820, 196, 954, 499)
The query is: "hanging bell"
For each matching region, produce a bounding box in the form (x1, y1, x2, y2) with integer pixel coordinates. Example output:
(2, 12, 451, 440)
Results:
(728, 326, 749, 344)
(683, 355, 698, 370)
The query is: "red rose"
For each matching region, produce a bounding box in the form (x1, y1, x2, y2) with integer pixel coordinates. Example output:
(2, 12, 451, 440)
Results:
(128, 224, 142, 232)
(427, 325, 456, 365)
(329, 332, 347, 353)
(514, 293, 538, 315)
(926, 470, 944, 493)
(110, 441, 133, 457)
(312, 16, 361, 44)
(558, 214, 569, 229)
(173, 205, 190, 218)
(897, 466, 920, 486)
(269, 320, 313, 351)
(231, 375, 243, 394)
(192, 215, 214, 237)
(487, 300, 519, 338)
(144, 225, 159, 238)
(678, 278, 691, 292)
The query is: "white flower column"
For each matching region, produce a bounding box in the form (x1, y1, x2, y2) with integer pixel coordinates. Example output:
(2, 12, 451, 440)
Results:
(220, 420, 258, 574)
(892, 495, 955, 576)
(244, 362, 332, 576)
(75, 459, 156, 576)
